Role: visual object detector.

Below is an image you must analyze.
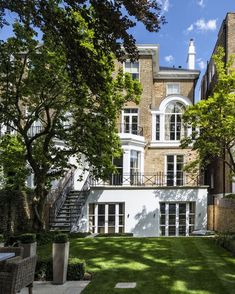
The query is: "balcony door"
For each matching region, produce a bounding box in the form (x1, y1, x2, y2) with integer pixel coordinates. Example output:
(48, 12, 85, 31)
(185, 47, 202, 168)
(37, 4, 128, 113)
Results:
(166, 155, 184, 186)
(123, 109, 138, 135)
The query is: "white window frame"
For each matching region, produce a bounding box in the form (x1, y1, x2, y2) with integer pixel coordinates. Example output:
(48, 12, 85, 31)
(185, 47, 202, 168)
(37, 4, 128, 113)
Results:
(165, 154, 184, 186)
(123, 60, 140, 81)
(166, 83, 180, 95)
(159, 202, 195, 236)
(151, 96, 192, 147)
(88, 203, 125, 234)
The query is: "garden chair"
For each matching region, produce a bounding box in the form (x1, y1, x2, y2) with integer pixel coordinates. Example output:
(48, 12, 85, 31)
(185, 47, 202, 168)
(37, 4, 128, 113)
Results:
(0, 255, 37, 294)
(0, 247, 24, 258)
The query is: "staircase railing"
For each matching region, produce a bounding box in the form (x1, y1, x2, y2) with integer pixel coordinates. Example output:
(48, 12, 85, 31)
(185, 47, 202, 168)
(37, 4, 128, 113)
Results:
(49, 168, 75, 225)
(70, 173, 90, 230)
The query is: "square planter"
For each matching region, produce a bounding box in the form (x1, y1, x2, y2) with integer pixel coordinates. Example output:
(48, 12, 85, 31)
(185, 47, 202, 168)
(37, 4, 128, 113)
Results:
(21, 242, 37, 258)
(0, 242, 4, 247)
(53, 242, 70, 285)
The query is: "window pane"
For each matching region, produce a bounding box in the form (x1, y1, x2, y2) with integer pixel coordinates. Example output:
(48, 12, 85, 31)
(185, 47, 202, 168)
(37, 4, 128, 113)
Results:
(160, 226, 165, 236)
(179, 226, 186, 236)
(119, 215, 124, 225)
(156, 115, 160, 140)
(109, 204, 115, 215)
(169, 204, 176, 214)
(108, 215, 115, 226)
(89, 204, 95, 215)
(98, 216, 105, 226)
(179, 215, 186, 225)
(160, 203, 166, 214)
(108, 227, 115, 233)
(98, 204, 105, 215)
(169, 215, 176, 225)
(119, 203, 124, 214)
(179, 203, 186, 214)
(160, 215, 165, 225)
(169, 226, 176, 236)
(190, 202, 196, 213)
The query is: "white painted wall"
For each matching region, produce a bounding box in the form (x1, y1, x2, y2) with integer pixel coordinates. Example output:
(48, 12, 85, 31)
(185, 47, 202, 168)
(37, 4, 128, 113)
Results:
(77, 186, 208, 237)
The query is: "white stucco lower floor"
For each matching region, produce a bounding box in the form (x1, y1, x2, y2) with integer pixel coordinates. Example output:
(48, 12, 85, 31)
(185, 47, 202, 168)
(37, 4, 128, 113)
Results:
(77, 186, 208, 237)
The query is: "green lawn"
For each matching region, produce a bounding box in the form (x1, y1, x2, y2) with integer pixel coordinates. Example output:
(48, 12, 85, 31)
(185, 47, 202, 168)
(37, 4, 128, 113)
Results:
(39, 237, 235, 293)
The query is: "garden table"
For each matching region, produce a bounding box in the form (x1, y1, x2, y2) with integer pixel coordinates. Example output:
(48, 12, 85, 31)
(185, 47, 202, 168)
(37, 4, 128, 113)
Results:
(0, 252, 15, 262)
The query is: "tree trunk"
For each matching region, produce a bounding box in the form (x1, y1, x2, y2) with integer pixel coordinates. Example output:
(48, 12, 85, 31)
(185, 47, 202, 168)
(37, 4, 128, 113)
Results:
(32, 182, 48, 232)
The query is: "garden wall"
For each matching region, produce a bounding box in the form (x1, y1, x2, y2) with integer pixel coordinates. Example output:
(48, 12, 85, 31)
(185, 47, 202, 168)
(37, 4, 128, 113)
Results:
(208, 198, 235, 232)
(0, 190, 33, 234)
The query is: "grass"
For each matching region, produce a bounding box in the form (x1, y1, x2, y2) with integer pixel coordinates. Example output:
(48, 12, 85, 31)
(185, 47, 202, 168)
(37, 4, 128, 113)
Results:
(38, 237, 235, 294)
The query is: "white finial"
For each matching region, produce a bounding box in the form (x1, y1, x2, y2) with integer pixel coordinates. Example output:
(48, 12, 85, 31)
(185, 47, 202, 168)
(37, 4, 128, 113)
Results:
(187, 39, 196, 70)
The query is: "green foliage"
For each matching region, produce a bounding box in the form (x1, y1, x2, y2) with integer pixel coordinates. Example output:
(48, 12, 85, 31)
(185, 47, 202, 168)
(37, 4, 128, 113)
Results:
(182, 47, 235, 175)
(0, 135, 29, 190)
(0, 234, 4, 242)
(53, 233, 69, 243)
(35, 257, 85, 281)
(19, 233, 36, 244)
(96, 233, 133, 237)
(0, 20, 143, 230)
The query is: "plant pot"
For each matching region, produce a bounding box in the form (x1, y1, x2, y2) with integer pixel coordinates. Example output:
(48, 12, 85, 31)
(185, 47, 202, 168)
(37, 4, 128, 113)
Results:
(21, 242, 37, 258)
(0, 242, 4, 247)
(53, 242, 70, 285)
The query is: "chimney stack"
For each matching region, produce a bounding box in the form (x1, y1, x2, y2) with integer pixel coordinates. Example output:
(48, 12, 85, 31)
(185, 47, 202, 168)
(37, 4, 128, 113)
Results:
(187, 39, 196, 70)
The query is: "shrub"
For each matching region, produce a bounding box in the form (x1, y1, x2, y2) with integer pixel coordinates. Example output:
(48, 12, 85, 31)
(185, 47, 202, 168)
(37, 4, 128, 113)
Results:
(69, 232, 91, 239)
(53, 233, 68, 243)
(19, 233, 36, 244)
(96, 233, 133, 237)
(36, 231, 61, 246)
(35, 257, 85, 281)
(67, 257, 86, 280)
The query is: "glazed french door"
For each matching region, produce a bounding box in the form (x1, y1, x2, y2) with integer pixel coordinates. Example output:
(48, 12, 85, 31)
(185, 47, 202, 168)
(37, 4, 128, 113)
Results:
(160, 202, 195, 236)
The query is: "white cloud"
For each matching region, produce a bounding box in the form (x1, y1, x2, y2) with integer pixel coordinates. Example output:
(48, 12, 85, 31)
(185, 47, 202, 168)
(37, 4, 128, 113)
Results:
(165, 55, 174, 64)
(185, 18, 217, 34)
(158, 0, 170, 12)
(197, 0, 205, 8)
(186, 24, 194, 33)
(195, 19, 217, 31)
(197, 58, 206, 70)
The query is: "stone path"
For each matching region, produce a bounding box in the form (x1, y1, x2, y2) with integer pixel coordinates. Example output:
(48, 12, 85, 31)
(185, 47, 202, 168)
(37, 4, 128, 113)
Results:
(19, 281, 90, 294)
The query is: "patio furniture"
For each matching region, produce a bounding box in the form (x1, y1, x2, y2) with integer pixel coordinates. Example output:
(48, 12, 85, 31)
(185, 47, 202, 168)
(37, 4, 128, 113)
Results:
(0, 253, 15, 262)
(0, 247, 24, 258)
(0, 255, 37, 294)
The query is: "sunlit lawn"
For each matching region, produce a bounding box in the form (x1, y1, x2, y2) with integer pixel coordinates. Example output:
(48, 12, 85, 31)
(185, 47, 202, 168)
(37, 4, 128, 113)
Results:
(38, 237, 235, 294)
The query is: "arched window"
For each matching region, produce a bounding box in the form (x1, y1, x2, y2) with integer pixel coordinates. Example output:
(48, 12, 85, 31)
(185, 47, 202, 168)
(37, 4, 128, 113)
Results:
(165, 102, 187, 141)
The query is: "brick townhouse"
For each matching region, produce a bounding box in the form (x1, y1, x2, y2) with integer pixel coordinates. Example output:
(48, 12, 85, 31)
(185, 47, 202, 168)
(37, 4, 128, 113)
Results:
(68, 41, 208, 237)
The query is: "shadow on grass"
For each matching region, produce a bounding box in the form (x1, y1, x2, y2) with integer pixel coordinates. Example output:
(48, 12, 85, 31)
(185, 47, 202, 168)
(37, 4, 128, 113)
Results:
(69, 237, 235, 294)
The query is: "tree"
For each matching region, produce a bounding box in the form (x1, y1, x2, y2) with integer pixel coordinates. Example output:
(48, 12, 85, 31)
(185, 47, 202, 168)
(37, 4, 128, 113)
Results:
(0, 22, 142, 230)
(0, 1, 166, 95)
(0, 1, 165, 231)
(181, 47, 235, 177)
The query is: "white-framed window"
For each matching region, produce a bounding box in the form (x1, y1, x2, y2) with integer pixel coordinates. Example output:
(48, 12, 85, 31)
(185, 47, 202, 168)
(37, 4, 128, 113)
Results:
(160, 202, 196, 236)
(165, 102, 187, 141)
(166, 83, 180, 95)
(124, 61, 140, 80)
(166, 154, 184, 186)
(89, 203, 125, 234)
(122, 108, 139, 135)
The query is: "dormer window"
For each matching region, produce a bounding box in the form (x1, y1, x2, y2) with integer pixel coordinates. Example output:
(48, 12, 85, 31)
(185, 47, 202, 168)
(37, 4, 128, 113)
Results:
(124, 61, 140, 80)
(166, 83, 180, 95)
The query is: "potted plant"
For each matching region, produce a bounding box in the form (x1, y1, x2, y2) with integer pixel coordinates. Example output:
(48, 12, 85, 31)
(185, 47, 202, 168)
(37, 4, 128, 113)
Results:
(0, 234, 4, 247)
(19, 233, 37, 258)
(53, 233, 70, 285)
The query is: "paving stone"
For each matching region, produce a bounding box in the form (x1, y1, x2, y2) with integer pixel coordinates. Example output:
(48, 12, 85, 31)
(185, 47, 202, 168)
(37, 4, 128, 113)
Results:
(115, 282, 137, 289)
(19, 281, 90, 294)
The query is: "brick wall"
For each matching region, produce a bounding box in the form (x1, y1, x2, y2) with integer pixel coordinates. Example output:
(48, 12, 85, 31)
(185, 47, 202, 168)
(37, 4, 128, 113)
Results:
(0, 190, 33, 235)
(208, 199, 235, 232)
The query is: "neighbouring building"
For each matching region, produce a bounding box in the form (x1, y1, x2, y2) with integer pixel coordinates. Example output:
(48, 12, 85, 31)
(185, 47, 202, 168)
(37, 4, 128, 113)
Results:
(70, 40, 208, 237)
(201, 12, 235, 200)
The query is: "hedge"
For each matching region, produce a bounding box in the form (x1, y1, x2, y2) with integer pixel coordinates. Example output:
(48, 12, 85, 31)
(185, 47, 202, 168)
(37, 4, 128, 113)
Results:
(35, 257, 85, 281)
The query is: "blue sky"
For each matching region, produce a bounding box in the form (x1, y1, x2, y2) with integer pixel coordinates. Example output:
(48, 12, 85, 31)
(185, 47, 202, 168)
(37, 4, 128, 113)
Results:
(131, 0, 235, 99)
(1, 1, 235, 100)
